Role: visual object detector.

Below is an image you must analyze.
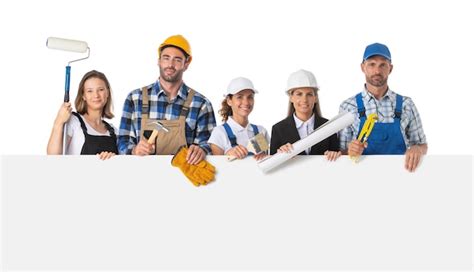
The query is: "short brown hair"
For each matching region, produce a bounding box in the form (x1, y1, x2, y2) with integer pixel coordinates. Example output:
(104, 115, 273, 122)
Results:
(75, 70, 114, 119)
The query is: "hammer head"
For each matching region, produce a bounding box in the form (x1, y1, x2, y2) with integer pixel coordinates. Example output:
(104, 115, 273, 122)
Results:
(147, 121, 169, 132)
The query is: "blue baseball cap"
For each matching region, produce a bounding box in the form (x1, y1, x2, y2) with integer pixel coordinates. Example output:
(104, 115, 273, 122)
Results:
(363, 43, 391, 61)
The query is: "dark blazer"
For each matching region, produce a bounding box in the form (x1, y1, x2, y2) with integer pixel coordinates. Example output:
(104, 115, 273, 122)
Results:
(270, 115, 339, 155)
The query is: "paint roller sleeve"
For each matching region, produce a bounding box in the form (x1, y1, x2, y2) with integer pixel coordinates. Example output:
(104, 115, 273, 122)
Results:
(46, 37, 88, 53)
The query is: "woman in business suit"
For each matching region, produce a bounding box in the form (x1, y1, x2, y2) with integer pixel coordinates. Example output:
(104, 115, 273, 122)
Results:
(270, 69, 341, 161)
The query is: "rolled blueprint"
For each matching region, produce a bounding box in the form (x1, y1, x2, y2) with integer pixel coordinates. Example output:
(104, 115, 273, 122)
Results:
(46, 37, 88, 53)
(258, 111, 355, 173)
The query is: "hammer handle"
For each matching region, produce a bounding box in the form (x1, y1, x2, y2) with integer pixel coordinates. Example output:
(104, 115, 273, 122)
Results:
(147, 129, 159, 144)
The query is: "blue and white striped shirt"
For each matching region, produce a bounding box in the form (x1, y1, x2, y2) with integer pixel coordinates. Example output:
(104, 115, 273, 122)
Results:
(118, 81, 216, 154)
(339, 87, 427, 151)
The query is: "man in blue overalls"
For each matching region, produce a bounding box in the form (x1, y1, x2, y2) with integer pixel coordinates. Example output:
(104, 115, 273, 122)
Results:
(339, 43, 428, 172)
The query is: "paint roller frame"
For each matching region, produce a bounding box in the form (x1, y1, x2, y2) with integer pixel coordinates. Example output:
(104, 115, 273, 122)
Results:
(46, 37, 90, 154)
(46, 37, 90, 102)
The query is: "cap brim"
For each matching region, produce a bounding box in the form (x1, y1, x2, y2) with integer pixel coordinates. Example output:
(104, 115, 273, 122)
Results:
(364, 53, 391, 61)
(224, 88, 258, 97)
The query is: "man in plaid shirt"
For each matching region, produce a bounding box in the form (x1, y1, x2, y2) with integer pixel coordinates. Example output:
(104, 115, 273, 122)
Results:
(339, 43, 427, 172)
(118, 35, 216, 165)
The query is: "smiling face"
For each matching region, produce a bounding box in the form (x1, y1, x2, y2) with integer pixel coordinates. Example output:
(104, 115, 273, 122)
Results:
(82, 77, 109, 112)
(158, 46, 189, 83)
(289, 87, 317, 118)
(227, 89, 255, 119)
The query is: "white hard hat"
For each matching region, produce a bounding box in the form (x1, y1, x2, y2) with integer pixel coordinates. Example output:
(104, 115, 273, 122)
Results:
(225, 77, 258, 97)
(286, 69, 319, 94)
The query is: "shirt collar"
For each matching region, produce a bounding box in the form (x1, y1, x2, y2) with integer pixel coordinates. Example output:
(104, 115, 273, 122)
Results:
(228, 117, 252, 133)
(153, 80, 189, 101)
(293, 113, 315, 129)
(362, 85, 396, 103)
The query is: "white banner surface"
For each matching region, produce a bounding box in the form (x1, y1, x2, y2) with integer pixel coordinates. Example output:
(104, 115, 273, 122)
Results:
(1, 155, 472, 270)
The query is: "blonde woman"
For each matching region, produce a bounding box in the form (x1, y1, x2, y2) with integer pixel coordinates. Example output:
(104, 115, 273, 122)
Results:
(47, 70, 117, 160)
(270, 69, 340, 161)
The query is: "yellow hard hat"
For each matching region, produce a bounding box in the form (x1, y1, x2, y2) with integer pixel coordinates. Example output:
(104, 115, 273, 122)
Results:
(158, 35, 192, 60)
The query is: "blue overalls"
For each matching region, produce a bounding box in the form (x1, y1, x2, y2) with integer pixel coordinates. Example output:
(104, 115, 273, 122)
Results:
(223, 123, 259, 156)
(355, 93, 407, 155)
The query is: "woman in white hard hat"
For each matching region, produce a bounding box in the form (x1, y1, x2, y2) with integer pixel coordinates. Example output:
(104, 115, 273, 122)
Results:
(47, 70, 118, 160)
(270, 69, 341, 160)
(208, 77, 269, 160)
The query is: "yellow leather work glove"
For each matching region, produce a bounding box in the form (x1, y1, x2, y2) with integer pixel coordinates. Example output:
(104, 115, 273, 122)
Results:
(171, 146, 216, 186)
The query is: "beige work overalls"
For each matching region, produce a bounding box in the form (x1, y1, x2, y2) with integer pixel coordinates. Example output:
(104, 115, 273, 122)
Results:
(140, 86, 195, 155)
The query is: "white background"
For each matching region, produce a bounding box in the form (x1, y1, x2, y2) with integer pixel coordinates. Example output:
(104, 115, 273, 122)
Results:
(0, 0, 473, 270)
(0, 0, 473, 155)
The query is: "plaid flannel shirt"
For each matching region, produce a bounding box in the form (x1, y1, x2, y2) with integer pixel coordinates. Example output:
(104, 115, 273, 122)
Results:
(118, 81, 216, 154)
(339, 87, 427, 151)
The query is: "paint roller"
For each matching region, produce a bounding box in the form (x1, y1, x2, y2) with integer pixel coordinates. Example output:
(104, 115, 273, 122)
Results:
(46, 37, 90, 154)
(46, 37, 90, 102)
(46, 37, 89, 53)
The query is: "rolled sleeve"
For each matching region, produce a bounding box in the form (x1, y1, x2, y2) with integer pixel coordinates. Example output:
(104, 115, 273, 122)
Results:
(403, 98, 427, 146)
(118, 93, 139, 155)
(194, 100, 216, 154)
(338, 98, 358, 151)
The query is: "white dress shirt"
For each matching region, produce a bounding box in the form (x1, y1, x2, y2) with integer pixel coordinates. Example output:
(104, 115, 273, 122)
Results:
(293, 114, 315, 154)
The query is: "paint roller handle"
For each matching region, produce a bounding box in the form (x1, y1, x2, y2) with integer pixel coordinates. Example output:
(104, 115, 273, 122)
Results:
(64, 66, 71, 102)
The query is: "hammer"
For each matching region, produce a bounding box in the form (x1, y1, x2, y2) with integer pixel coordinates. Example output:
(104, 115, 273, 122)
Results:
(147, 121, 169, 144)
